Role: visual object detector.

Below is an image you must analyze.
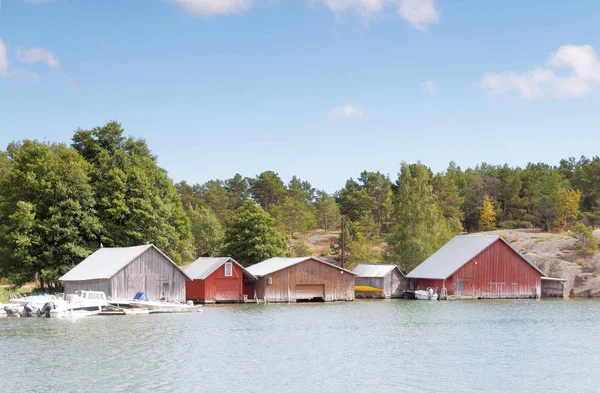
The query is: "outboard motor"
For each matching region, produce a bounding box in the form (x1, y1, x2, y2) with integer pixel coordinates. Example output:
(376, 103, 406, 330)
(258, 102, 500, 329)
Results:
(20, 303, 35, 317)
(37, 302, 55, 318)
(4, 305, 20, 318)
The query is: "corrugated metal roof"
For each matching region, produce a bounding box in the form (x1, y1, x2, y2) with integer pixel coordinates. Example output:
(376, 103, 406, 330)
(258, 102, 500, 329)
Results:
(353, 264, 402, 278)
(60, 245, 152, 281)
(406, 235, 545, 280)
(60, 244, 192, 281)
(184, 257, 256, 280)
(246, 256, 356, 277)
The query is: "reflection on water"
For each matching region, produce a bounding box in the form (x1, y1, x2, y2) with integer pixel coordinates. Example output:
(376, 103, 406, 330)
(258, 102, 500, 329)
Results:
(1, 299, 599, 393)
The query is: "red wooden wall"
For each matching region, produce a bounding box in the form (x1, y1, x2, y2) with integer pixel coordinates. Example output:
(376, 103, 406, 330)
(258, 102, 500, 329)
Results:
(186, 262, 249, 302)
(415, 240, 542, 298)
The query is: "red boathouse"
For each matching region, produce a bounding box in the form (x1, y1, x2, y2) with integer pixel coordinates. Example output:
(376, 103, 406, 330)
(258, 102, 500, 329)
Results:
(406, 235, 545, 299)
(184, 257, 256, 303)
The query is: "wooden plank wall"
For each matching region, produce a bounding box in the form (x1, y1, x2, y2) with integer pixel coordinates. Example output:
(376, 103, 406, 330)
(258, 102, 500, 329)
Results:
(64, 279, 110, 295)
(390, 269, 406, 298)
(255, 259, 354, 302)
(110, 247, 187, 302)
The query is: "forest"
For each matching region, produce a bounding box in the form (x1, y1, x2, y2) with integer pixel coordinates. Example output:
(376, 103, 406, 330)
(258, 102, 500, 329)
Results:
(0, 121, 598, 287)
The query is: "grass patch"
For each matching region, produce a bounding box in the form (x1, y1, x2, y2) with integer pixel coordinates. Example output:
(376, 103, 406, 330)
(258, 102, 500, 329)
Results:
(0, 287, 34, 304)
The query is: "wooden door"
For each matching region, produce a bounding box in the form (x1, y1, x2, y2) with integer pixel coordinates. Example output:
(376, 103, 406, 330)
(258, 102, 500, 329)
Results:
(215, 278, 240, 302)
(295, 284, 325, 300)
(455, 279, 464, 296)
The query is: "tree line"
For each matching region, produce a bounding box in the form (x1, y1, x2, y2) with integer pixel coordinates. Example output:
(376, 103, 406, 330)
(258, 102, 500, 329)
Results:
(0, 121, 598, 286)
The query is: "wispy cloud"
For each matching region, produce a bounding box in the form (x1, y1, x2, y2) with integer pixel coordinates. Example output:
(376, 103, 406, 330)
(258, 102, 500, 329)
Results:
(477, 45, 600, 99)
(397, 0, 439, 31)
(16, 47, 60, 69)
(0, 37, 40, 82)
(331, 103, 364, 118)
(422, 80, 437, 95)
(168, 0, 253, 17)
(0, 38, 8, 77)
(311, 0, 440, 30)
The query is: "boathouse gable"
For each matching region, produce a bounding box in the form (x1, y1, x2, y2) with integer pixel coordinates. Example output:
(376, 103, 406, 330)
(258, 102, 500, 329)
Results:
(59, 244, 190, 302)
(184, 257, 256, 303)
(247, 257, 356, 302)
(407, 235, 546, 299)
(353, 264, 406, 299)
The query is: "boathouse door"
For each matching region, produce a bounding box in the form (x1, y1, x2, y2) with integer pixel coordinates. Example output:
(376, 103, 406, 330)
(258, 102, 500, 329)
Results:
(455, 279, 464, 296)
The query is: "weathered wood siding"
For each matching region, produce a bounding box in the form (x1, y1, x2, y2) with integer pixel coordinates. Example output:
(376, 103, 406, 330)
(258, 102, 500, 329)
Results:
(390, 269, 406, 298)
(355, 269, 406, 298)
(541, 279, 565, 297)
(186, 262, 247, 303)
(254, 259, 354, 302)
(415, 240, 542, 299)
(64, 279, 110, 295)
(109, 247, 188, 302)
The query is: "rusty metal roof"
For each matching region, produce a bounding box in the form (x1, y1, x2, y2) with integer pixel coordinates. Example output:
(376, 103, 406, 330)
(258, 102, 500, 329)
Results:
(406, 235, 546, 280)
(60, 244, 191, 281)
(184, 257, 256, 280)
(246, 256, 356, 277)
(352, 263, 404, 278)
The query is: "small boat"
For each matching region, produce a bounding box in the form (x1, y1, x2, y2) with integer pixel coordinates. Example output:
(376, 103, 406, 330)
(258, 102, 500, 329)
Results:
(128, 291, 197, 313)
(415, 288, 438, 300)
(49, 290, 108, 318)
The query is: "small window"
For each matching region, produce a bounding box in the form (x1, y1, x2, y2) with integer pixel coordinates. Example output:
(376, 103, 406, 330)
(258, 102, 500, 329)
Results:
(224, 262, 233, 277)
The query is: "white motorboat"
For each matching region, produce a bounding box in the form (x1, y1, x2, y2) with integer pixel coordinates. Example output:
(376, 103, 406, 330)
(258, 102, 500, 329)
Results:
(128, 291, 197, 313)
(9, 292, 65, 307)
(49, 290, 108, 318)
(415, 288, 438, 300)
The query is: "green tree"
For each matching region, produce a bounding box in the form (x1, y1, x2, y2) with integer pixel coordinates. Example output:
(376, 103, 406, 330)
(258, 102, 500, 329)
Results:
(271, 196, 317, 237)
(315, 191, 340, 231)
(224, 173, 250, 210)
(0, 141, 101, 287)
(197, 179, 232, 227)
(479, 195, 496, 231)
(72, 121, 191, 263)
(385, 163, 453, 272)
(432, 173, 464, 233)
(188, 206, 224, 258)
(222, 201, 289, 266)
(572, 222, 597, 256)
(248, 171, 286, 210)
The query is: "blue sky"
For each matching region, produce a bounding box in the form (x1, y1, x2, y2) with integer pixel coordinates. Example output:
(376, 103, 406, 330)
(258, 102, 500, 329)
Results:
(1, 0, 600, 193)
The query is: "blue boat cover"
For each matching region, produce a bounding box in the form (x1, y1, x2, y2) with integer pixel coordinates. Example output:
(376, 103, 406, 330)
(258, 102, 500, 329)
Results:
(133, 291, 148, 301)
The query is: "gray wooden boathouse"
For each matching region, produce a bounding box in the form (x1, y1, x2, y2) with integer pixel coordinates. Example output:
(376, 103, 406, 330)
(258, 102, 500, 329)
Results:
(59, 244, 190, 302)
(353, 263, 406, 298)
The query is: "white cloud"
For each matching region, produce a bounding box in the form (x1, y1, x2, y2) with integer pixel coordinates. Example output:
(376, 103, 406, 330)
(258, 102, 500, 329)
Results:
(0, 37, 8, 77)
(397, 0, 439, 31)
(169, 0, 253, 16)
(331, 103, 364, 118)
(16, 47, 60, 69)
(478, 45, 600, 99)
(422, 80, 437, 95)
(311, 0, 439, 30)
(310, 0, 384, 21)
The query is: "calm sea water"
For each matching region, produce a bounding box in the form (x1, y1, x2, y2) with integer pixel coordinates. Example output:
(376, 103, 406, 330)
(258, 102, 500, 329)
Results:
(1, 299, 599, 393)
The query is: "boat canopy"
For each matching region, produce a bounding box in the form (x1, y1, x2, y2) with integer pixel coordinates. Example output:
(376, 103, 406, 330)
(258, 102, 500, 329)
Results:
(133, 291, 149, 301)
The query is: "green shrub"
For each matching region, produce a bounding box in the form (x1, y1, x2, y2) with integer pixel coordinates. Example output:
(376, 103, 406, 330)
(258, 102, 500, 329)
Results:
(572, 222, 598, 256)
